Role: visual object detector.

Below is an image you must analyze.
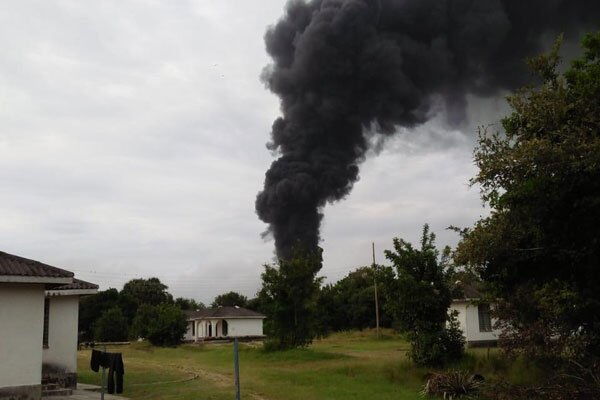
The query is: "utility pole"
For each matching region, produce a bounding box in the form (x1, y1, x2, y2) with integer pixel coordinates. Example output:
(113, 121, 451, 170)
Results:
(372, 242, 380, 339)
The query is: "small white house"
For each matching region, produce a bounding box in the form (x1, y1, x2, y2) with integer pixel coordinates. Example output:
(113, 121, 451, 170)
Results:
(449, 282, 501, 347)
(184, 306, 265, 342)
(0, 251, 97, 400)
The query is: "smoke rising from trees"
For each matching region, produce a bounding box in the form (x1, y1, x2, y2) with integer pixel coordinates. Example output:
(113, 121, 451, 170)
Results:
(255, 0, 599, 258)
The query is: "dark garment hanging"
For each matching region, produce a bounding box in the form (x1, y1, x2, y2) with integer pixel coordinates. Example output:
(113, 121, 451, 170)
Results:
(89, 349, 125, 394)
(90, 349, 108, 372)
(107, 353, 124, 394)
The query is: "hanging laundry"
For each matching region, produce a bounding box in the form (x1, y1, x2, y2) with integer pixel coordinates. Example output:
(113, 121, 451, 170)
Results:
(90, 349, 125, 394)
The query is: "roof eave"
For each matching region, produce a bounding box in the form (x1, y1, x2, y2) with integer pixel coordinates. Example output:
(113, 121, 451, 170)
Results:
(0, 276, 73, 285)
(187, 316, 266, 321)
(46, 288, 98, 296)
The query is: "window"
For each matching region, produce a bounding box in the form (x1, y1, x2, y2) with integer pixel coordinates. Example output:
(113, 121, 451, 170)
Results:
(191, 321, 195, 336)
(43, 298, 50, 348)
(222, 320, 228, 337)
(478, 304, 492, 332)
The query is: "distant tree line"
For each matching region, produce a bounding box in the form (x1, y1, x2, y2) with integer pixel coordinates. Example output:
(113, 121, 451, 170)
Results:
(79, 277, 202, 346)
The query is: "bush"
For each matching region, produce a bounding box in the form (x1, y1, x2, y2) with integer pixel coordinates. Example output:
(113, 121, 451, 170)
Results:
(145, 303, 187, 347)
(422, 370, 483, 399)
(94, 307, 129, 342)
(443, 311, 466, 362)
(406, 313, 465, 367)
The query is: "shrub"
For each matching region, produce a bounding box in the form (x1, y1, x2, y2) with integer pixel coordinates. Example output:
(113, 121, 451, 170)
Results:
(94, 307, 129, 342)
(407, 312, 465, 367)
(145, 303, 187, 346)
(422, 370, 483, 399)
(442, 311, 466, 362)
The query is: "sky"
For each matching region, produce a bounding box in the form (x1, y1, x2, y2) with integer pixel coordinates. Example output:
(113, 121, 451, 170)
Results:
(0, 0, 509, 304)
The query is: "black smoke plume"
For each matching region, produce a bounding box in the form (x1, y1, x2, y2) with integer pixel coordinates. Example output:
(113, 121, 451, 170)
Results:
(256, 0, 599, 258)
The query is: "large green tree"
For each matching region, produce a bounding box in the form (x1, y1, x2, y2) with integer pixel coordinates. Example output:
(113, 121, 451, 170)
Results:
(145, 304, 188, 347)
(121, 277, 173, 308)
(316, 265, 395, 334)
(258, 246, 324, 350)
(94, 307, 129, 342)
(79, 288, 120, 341)
(211, 291, 248, 308)
(455, 33, 600, 364)
(384, 224, 464, 366)
(174, 297, 204, 311)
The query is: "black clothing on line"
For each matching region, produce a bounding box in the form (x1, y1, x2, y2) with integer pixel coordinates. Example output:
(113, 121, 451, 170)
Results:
(90, 349, 125, 394)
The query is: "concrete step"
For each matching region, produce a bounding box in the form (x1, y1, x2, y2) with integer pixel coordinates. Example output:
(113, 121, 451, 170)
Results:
(42, 383, 60, 391)
(42, 388, 73, 397)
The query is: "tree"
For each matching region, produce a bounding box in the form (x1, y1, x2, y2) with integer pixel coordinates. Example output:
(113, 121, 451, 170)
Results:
(258, 246, 324, 350)
(130, 303, 156, 339)
(94, 307, 129, 342)
(121, 277, 173, 308)
(79, 288, 120, 341)
(211, 291, 248, 308)
(145, 304, 188, 347)
(384, 224, 464, 366)
(316, 266, 396, 334)
(455, 33, 600, 366)
(175, 297, 204, 311)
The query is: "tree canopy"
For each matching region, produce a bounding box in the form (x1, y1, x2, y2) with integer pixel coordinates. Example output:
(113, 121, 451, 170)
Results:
(384, 224, 464, 366)
(258, 246, 324, 350)
(211, 291, 248, 308)
(455, 33, 600, 364)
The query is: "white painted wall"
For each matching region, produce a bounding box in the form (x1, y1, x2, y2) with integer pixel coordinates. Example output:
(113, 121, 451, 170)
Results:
(42, 295, 79, 373)
(226, 319, 263, 337)
(187, 318, 264, 340)
(0, 283, 45, 388)
(450, 300, 500, 343)
(184, 322, 194, 341)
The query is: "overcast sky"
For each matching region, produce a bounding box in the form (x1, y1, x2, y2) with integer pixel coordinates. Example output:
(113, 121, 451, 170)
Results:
(0, 1, 509, 304)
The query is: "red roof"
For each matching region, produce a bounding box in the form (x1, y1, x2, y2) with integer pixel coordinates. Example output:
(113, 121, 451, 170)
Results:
(0, 251, 74, 279)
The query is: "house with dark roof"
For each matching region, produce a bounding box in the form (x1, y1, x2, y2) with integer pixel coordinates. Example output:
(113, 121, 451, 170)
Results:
(0, 251, 97, 400)
(184, 306, 265, 341)
(449, 281, 501, 347)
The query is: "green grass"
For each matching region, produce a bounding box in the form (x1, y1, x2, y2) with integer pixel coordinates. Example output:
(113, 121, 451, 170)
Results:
(77, 330, 544, 400)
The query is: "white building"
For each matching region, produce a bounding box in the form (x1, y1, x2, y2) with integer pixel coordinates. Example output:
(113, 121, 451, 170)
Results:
(43, 279, 98, 389)
(184, 306, 265, 341)
(0, 251, 97, 400)
(449, 282, 501, 347)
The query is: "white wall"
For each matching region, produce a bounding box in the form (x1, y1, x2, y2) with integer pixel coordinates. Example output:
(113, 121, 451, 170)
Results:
(0, 283, 45, 388)
(42, 295, 79, 373)
(226, 319, 263, 337)
(187, 318, 264, 339)
(450, 300, 500, 343)
(464, 303, 499, 342)
(184, 321, 194, 341)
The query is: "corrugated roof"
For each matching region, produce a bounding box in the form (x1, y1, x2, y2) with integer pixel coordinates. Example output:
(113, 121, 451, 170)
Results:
(54, 278, 98, 291)
(0, 251, 74, 278)
(185, 306, 265, 319)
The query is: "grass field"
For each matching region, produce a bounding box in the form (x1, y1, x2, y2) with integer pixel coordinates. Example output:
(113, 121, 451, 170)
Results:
(77, 330, 543, 400)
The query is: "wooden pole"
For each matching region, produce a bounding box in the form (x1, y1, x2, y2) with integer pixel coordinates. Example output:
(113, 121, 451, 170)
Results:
(233, 338, 241, 400)
(372, 242, 380, 339)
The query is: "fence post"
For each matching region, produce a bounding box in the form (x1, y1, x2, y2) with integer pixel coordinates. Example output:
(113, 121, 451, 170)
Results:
(233, 338, 241, 400)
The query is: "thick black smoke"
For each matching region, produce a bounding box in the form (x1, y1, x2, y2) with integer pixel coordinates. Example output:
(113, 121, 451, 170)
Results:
(256, 0, 600, 258)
